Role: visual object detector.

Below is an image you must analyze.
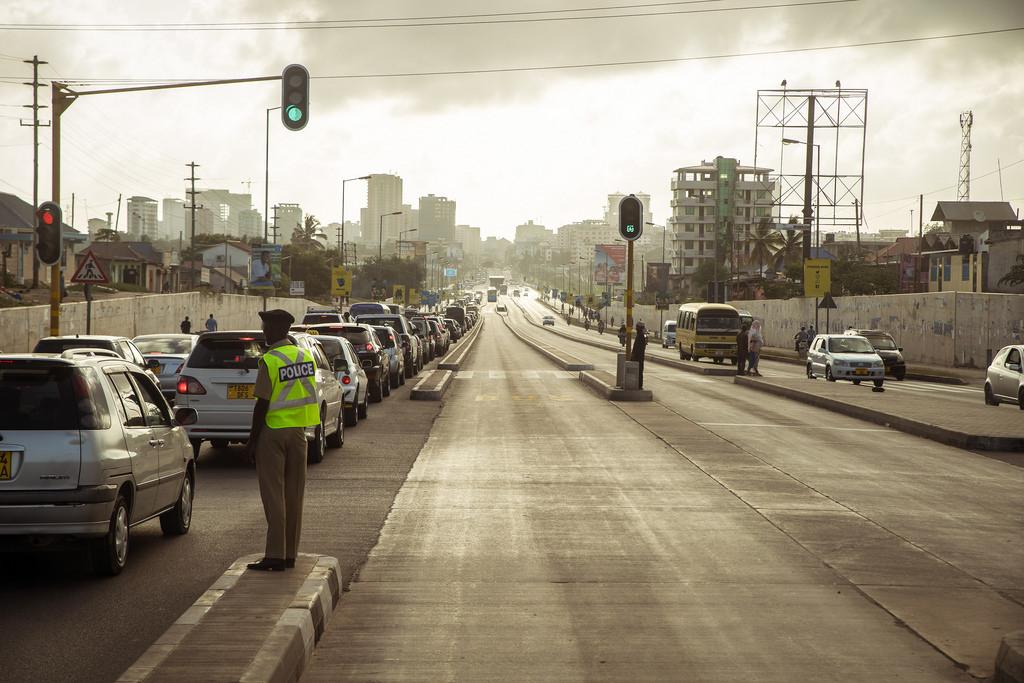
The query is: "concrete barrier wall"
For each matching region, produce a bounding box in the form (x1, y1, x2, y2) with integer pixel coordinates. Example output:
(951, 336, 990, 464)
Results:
(1, 293, 319, 353)
(597, 292, 1024, 367)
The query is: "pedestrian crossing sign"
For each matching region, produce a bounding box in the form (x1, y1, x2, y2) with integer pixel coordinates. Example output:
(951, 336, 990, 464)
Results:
(70, 250, 109, 284)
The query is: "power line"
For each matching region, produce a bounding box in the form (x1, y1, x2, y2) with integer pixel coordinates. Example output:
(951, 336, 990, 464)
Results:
(866, 158, 1024, 208)
(13, 25, 1019, 86)
(0, 0, 855, 31)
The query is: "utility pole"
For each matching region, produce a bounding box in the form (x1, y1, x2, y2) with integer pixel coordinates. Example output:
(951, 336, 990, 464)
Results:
(185, 162, 201, 250)
(22, 55, 49, 289)
(271, 205, 280, 244)
(114, 194, 122, 232)
(853, 198, 860, 256)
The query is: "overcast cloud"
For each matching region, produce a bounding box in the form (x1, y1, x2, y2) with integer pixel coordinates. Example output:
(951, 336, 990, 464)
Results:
(0, 0, 1021, 237)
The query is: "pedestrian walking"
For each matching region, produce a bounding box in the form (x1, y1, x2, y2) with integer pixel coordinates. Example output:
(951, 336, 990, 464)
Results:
(748, 320, 764, 376)
(245, 309, 320, 572)
(630, 321, 648, 389)
(807, 324, 817, 340)
(736, 322, 750, 376)
(180, 316, 192, 334)
(205, 314, 218, 332)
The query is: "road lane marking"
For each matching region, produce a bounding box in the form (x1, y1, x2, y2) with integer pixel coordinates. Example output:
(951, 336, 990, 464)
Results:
(697, 422, 889, 431)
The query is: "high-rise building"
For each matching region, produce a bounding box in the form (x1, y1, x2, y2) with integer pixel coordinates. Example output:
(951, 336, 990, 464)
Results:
(669, 157, 775, 282)
(557, 219, 614, 263)
(360, 174, 404, 243)
(274, 203, 303, 243)
(87, 217, 108, 239)
(238, 209, 263, 239)
(195, 189, 253, 236)
(161, 198, 185, 241)
(455, 225, 481, 258)
(418, 194, 456, 242)
(126, 196, 159, 241)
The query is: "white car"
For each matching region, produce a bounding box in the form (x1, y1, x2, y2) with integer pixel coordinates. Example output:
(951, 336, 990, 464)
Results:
(542, 315, 555, 326)
(175, 331, 344, 464)
(662, 320, 677, 348)
(806, 334, 885, 388)
(496, 305, 508, 313)
(984, 344, 1023, 408)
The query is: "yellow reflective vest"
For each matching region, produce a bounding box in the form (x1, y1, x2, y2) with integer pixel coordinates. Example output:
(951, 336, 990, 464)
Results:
(262, 344, 320, 428)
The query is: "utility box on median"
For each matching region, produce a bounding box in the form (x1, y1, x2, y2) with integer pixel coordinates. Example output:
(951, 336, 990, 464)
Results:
(622, 361, 641, 390)
(616, 353, 627, 386)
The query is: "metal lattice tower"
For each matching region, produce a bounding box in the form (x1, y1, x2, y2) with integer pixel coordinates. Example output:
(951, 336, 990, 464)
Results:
(958, 111, 973, 201)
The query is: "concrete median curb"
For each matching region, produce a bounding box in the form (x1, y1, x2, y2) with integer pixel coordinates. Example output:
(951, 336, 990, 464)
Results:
(733, 375, 1024, 451)
(439, 318, 485, 371)
(996, 631, 1024, 683)
(118, 553, 341, 683)
(410, 369, 454, 400)
(522, 298, 733, 377)
(500, 312, 593, 371)
(580, 369, 652, 401)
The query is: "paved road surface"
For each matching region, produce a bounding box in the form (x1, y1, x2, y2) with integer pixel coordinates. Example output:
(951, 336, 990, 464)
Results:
(0, 361, 443, 683)
(306, 300, 1021, 680)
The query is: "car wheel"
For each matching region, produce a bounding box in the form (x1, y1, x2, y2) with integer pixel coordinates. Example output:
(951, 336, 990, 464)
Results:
(984, 384, 999, 406)
(895, 371, 906, 381)
(399, 368, 406, 386)
(873, 379, 884, 389)
(383, 374, 392, 397)
(826, 365, 836, 382)
(343, 403, 359, 427)
(806, 364, 814, 379)
(406, 361, 415, 379)
(326, 407, 344, 448)
(852, 379, 861, 385)
(357, 394, 369, 419)
(91, 494, 129, 576)
(390, 367, 400, 389)
(160, 469, 193, 536)
(307, 419, 326, 464)
(1019, 388, 1024, 410)
(691, 346, 697, 362)
(210, 439, 228, 450)
(713, 357, 724, 365)
(370, 377, 383, 403)
(189, 439, 203, 459)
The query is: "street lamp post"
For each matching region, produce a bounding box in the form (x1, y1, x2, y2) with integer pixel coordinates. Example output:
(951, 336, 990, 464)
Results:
(398, 228, 417, 258)
(264, 106, 281, 243)
(783, 137, 822, 328)
(647, 221, 666, 336)
(340, 174, 371, 267)
(378, 210, 403, 266)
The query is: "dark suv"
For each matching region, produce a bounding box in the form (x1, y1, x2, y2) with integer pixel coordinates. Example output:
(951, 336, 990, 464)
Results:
(34, 335, 146, 367)
(354, 313, 422, 378)
(844, 329, 906, 380)
(308, 324, 391, 401)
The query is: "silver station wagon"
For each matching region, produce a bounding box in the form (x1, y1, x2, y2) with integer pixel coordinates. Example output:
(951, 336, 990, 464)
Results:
(0, 350, 198, 576)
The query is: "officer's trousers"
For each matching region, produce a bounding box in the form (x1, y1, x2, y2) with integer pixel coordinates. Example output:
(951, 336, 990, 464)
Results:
(255, 426, 307, 560)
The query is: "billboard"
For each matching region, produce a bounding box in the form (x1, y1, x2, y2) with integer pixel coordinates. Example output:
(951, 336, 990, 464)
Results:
(645, 262, 670, 293)
(331, 267, 352, 297)
(594, 244, 626, 286)
(444, 267, 457, 277)
(250, 244, 282, 289)
(803, 258, 831, 297)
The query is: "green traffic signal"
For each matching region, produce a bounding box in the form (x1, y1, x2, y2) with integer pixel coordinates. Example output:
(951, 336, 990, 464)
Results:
(618, 195, 644, 242)
(281, 64, 309, 131)
(286, 105, 303, 122)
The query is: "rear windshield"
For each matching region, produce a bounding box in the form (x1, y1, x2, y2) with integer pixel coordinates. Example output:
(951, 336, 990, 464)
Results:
(864, 335, 898, 350)
(372, 327, 397, 348)
(302, 314, 341, 325)
(358, 316, 404, 332)
(0, 364, 110, 430)
(327, 327, 371, 345)
(134, 337, 192, 354)
(34, 338, 118, 355)
(187, 337, 266, 369)
(349, 304, 388, 316)
(696, 315, 740, 332)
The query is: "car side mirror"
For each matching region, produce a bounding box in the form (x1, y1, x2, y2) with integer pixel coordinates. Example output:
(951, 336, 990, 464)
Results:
(333, 357, 348, 372)
(898, 347, 903, 352)
(174, 407, 198, 426)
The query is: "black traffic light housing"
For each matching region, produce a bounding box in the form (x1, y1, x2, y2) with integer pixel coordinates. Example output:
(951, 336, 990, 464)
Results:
(36, 201, 62, 266)
(281, 64, 309, 131)
(618, 194, 643, 241)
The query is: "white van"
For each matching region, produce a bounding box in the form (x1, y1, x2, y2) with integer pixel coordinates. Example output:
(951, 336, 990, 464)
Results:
(662, 320, 677, 348)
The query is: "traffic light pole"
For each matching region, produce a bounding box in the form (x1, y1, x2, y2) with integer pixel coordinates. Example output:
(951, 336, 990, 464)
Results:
(47, 74, 286, 334)
(625, 240, 634, 357)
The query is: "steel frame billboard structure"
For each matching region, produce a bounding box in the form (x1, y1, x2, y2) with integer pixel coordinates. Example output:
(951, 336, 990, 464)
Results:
(753, 87, 868, 248)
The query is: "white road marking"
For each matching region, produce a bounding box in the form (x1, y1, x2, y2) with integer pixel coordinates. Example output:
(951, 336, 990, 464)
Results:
(698, 423, 889, 432)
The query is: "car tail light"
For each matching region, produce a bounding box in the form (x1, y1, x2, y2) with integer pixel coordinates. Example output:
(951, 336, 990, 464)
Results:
(365, 343, 374, 351)
(341, 375, 351, 385)
(177, 375, 206, 395)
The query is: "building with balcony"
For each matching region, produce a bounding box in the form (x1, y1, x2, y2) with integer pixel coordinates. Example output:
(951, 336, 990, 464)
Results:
(668, 157, 776, 287)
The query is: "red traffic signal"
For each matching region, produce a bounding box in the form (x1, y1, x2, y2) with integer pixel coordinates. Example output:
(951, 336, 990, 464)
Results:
(36, 201, 62, 266)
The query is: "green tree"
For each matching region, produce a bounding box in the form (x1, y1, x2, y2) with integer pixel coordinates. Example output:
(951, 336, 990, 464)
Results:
(93, 228, 120, 242)
(748, 218, 782, 278)
(775, 229, 803, 268)
(999, 254, 1024, 286)
(830, 257, 898, 295)
(291, 214, 323, 249)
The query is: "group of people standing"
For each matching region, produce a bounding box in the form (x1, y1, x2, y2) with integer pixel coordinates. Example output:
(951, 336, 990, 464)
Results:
(736, 320, 765, 376)
(180, 314, 219, 334)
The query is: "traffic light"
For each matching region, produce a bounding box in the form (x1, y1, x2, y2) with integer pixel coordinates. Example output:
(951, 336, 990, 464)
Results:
(281, 64, 309, 131)
(35, 201, 62, 266)
(618, 194, 643, 241)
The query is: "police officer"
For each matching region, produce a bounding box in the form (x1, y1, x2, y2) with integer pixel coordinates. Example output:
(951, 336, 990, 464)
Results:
(245, 309, 320, 572)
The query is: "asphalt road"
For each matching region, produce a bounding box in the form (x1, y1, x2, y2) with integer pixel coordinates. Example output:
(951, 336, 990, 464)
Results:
(306, 299, 1015, 681)
(0, 353, 444, 683)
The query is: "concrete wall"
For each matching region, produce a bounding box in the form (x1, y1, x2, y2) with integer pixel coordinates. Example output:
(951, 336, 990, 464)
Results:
(1, 292, 318, 353)
(597, 292, 1024, 367)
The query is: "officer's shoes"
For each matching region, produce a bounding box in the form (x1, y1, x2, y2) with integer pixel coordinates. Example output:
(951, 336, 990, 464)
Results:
(247, 557, 286, 572)
(285, 558, 296, 569)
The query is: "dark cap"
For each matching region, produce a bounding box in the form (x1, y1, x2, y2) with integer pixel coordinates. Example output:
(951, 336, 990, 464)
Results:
(258, 308, 295, 325)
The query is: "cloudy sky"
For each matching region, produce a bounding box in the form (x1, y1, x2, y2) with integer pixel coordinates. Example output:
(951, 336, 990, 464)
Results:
(0, 0, 1021, 240)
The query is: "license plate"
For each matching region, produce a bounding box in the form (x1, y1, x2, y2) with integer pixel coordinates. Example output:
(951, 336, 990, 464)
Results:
(0, 451, 11, 480)
(854, 368, 869, 375)
(227, 384, 255, 400)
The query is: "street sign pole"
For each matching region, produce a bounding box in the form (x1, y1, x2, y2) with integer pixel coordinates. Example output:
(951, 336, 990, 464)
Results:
(625, 240, 634, 357)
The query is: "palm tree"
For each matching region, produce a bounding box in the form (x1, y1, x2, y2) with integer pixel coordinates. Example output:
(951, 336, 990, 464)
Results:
(93, 228, 120, 242)
(291, 214, 324, 249)
(775, 229, 803, 267)
(748, 218, 782, 278)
